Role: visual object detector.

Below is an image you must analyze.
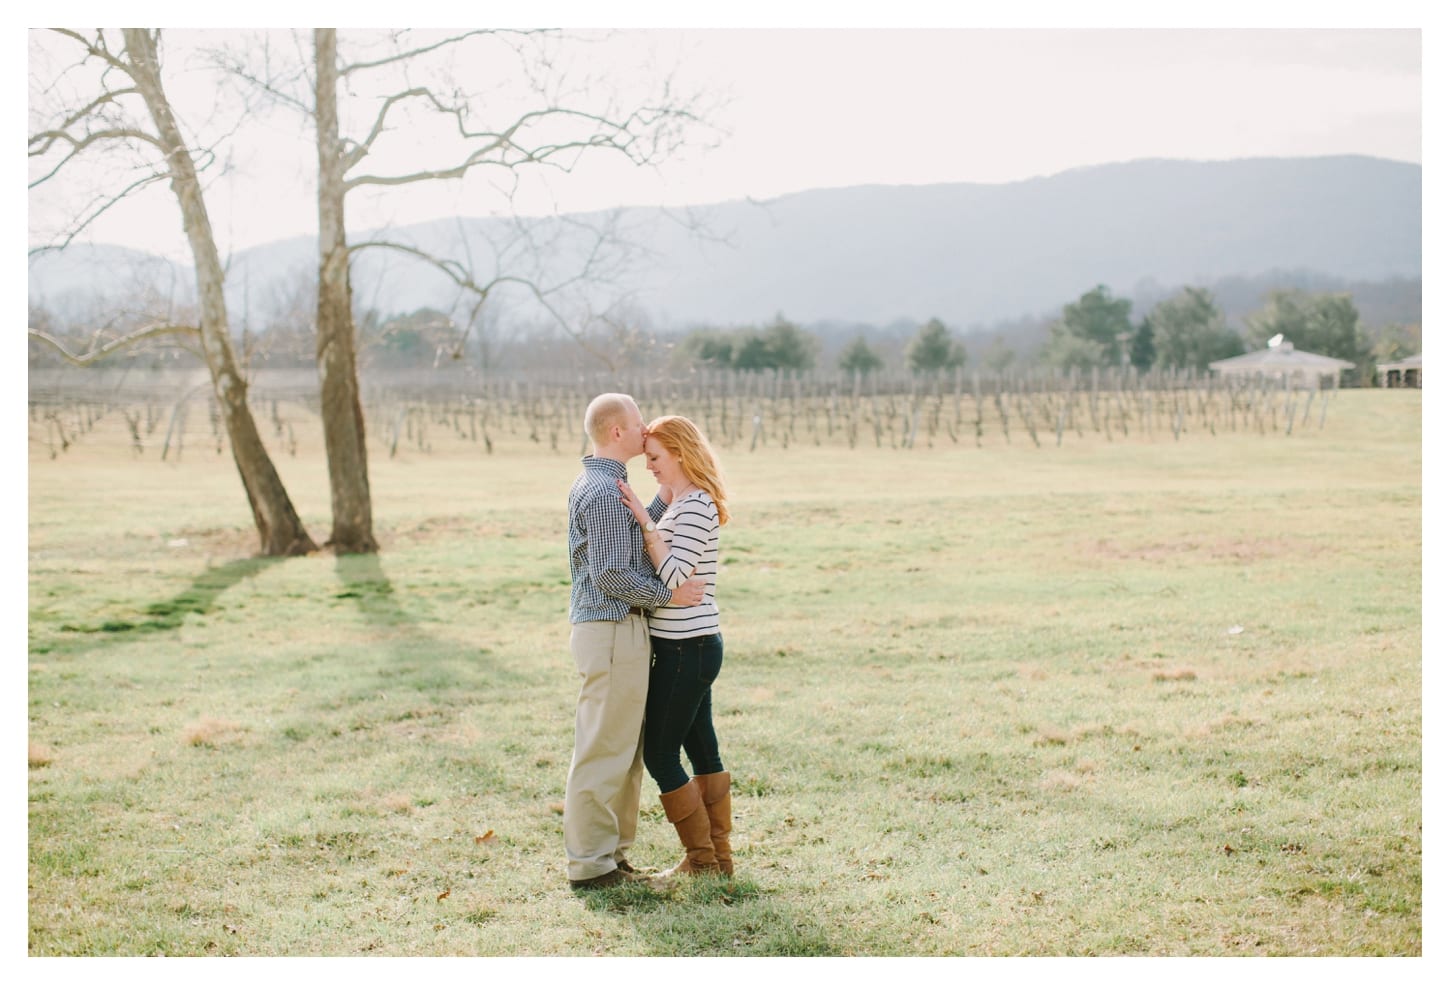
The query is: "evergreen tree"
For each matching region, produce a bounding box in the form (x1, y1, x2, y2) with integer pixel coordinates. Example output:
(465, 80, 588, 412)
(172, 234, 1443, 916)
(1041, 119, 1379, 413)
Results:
(838, 335, 884, 374)
(1044, 285, 1132, 369)
(905, 317, 967, 374)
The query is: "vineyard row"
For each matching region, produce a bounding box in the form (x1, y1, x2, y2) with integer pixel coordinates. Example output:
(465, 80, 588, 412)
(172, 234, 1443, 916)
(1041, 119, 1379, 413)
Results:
(29, 366, 1342, 460)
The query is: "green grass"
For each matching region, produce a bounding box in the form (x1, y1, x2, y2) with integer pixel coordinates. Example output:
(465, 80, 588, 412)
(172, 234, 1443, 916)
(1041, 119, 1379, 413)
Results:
(26, 389, 1421, 955)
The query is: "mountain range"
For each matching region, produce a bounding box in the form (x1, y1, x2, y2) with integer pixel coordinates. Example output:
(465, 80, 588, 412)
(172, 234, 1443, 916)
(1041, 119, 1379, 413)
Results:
(28, 155, 1421, 337)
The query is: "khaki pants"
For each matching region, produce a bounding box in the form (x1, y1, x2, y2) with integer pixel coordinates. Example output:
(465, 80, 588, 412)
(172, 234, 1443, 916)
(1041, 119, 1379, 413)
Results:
(563, 615, 650, 882)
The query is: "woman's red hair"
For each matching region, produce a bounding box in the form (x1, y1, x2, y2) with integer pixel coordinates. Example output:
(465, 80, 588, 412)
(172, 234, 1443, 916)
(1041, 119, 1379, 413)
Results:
(645, 415, 730, 525)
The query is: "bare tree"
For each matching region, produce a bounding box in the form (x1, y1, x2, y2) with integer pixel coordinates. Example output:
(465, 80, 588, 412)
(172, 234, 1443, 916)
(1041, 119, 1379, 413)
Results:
(28, 29, 316, 556)
(220, 28, 710, 553)
(311, 28, 376, 552)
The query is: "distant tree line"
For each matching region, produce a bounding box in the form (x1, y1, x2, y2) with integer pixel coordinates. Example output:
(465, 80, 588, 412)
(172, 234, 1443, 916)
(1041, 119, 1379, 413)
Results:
(1039, 283, 1406, 385)
(30, 282, 1420, 388)
(648, 285, 1409, 385)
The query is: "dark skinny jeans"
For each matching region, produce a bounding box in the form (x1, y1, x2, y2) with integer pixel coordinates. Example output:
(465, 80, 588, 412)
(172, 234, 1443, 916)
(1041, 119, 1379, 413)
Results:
(642, 632, 725, 795)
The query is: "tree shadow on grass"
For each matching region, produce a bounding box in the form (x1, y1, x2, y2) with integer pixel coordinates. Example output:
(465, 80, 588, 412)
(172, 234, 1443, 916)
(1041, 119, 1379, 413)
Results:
(51, 556, 283, 641)
(44, 552, 401, 654)
(578, 875, 844, 956)
(44, 550, 442, 662)
(40, 546, 494, 672)
(331, 550, 524, 686)
(331, 551, 401, 619)
(332, 550, 460, 653)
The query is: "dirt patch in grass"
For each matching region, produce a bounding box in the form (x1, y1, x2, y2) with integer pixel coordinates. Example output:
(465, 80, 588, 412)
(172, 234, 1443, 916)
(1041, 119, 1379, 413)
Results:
(1040, 769, 1088, 792)
(181, 717, 245, 747)
(1033, 727, 1072, 747)
(378, 792, 414, 814)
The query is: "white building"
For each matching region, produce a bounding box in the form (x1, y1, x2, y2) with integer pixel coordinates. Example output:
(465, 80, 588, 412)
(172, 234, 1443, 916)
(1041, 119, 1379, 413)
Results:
(1209, 339, 1355, 388)
(1375, 354, 1422, 388)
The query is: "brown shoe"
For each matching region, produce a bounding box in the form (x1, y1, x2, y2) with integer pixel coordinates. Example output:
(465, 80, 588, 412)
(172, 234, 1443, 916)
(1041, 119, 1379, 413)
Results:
(616, 858, 654, 879)
(568, 868, 626, 890)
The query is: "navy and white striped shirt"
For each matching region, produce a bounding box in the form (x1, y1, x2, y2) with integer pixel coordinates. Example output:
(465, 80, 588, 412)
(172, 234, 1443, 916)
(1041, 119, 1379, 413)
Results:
(647, 490, 721, 640)
(568, 456, 670, 624)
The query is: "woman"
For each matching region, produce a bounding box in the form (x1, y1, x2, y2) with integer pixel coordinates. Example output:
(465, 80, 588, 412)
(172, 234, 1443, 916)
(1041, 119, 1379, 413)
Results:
(616, 415, 733, 881)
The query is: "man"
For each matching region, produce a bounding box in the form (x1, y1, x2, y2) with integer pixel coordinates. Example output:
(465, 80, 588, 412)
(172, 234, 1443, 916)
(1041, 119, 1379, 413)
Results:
(564, 393, 707, 889)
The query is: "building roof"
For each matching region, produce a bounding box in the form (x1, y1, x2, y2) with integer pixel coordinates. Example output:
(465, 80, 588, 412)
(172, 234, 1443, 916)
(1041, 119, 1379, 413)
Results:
(1376, 353, 1422, 372)
(1209, 341, 1355, 375)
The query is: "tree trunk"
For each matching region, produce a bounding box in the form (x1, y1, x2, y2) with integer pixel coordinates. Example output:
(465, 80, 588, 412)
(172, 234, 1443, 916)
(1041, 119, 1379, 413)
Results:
(122, 30, 316, 557)
(314, 28, 378, 554)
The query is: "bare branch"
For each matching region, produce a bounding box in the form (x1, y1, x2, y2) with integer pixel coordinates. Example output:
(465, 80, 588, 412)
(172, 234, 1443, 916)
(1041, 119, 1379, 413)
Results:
(345, 100, 697, 190)
(337, 29, 503, 76)
(349, 237, 498, 298)
(348, 235, 615, 363)
(349, 216, 630, 303)
(49, 85, 142, 136)
(28, 322, 201, 366)
(206, 33, 314, 116)
(28, 126, 165, 186)
(499, 276, 616, 366)
(48, 28, 128, 71)
(342, 86, 436, 171)
(29, 169, 173, 256)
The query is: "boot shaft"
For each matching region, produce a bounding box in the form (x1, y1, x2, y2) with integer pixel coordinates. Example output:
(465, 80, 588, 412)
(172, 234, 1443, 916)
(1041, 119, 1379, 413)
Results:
(659, 781, 719, 876)
(692, 771, 734, 876)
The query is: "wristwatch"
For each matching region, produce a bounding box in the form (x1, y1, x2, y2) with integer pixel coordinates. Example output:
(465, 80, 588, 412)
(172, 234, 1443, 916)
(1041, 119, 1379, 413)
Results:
(645, 521, 656, 532)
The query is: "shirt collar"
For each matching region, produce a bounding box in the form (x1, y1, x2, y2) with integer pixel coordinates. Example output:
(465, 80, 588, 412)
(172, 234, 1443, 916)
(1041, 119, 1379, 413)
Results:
(581, 455, 628, 479)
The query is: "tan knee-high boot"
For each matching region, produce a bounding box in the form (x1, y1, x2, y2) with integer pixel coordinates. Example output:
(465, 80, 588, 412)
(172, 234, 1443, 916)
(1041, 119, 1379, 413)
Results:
(693, 771, 733, 876)
(657, 781, 719, 880)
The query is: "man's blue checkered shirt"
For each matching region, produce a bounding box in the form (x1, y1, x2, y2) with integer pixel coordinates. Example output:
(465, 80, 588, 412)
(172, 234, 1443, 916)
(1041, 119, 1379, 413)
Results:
(568, 456, 671, 623)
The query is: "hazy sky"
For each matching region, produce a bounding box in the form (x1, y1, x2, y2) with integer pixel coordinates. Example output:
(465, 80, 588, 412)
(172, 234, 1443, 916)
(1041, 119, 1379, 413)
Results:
(25, 18, 1425, 262)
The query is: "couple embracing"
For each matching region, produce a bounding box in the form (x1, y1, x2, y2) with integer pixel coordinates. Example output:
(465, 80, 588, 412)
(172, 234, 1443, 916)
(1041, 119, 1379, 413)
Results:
(563, 392, 734, 890)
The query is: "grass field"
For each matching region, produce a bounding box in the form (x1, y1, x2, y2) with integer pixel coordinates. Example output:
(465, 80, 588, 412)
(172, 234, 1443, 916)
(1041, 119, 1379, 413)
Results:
(25, 388, 1422, 956)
